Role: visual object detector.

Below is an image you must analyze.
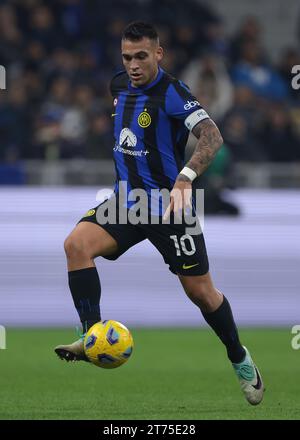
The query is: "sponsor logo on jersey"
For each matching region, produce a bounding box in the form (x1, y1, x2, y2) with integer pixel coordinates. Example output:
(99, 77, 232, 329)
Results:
(113, 128, 149, 156)
(119, 128, 137, 148)
(184, 100, 200, 110)
(138, 110, 151, 128)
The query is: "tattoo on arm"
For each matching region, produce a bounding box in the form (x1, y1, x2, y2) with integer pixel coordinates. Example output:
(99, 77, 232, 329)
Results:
(183, 118, 223, 178)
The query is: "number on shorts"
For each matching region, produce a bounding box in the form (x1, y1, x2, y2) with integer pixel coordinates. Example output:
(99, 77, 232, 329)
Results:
(170, 234, 196, 256)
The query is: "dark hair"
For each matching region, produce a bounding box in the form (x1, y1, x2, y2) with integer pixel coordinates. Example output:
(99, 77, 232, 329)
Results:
(122, 21, 159, 42)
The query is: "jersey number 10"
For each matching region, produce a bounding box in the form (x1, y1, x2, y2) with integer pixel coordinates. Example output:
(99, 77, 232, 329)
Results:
(170, 234, 196, 256)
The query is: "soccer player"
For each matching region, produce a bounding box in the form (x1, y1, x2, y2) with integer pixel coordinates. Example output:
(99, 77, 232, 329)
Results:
(55, 22, 264, 405)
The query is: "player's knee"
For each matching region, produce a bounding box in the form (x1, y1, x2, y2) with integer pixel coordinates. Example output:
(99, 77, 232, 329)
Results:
(185, 284, 217, 311)
(64, 235, 90, 261)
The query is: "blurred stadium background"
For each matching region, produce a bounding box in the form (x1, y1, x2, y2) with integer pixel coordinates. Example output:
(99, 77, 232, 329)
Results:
(0, 0, 299, 329)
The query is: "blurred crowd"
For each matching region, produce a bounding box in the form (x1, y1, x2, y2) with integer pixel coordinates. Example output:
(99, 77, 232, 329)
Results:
(1, 0, 300, 166)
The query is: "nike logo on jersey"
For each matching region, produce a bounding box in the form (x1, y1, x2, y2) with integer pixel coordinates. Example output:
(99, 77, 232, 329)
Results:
(111, 113, 118, 117)
(182, 263, 200, 269)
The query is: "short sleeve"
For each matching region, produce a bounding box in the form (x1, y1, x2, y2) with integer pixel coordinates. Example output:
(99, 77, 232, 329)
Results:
(110, 70, 128, 98)
(165, 80, 210, 131)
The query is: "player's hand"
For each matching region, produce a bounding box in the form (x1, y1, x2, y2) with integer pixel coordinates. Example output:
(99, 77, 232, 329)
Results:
(163, 178, 192, 221)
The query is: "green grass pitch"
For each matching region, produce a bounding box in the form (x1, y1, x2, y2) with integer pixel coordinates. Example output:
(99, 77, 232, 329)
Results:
(0, 328, 299, 420)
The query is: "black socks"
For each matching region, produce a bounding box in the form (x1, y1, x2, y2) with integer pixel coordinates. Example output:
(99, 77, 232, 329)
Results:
(68, 268, 245, 363)
(202, 296, 246, 363)
(68, 267, 101, 333)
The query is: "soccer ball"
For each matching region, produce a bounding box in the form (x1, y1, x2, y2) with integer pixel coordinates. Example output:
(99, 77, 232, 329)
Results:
(83, 320, 134, 369)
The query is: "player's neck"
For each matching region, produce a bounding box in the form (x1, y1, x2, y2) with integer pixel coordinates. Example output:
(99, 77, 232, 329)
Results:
(146, 67, 160, 85)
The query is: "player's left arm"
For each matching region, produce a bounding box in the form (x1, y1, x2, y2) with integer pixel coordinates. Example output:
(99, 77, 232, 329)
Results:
(178, 118, 223, 181)
(163, 81, 223, 219)
(164, 118, 223, 220)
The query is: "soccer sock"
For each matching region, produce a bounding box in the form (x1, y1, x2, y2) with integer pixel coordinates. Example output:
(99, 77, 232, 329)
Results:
(68, 267, 101, 334)
(201, 295, 246, 363)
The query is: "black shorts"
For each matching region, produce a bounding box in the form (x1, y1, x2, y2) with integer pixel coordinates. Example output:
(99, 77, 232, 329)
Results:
(78, 196, 209, 276)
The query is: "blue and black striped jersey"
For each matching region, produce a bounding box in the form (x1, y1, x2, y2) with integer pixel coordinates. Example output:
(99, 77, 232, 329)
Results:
(110, 67, 210, 206)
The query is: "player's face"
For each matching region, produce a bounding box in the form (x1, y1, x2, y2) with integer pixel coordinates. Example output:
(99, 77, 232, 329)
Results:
(121, 37, 163, 87)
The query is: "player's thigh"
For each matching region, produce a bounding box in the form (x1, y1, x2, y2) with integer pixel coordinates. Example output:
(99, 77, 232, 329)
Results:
(65, 221, 119, 258)
(68, 198, 147, 260)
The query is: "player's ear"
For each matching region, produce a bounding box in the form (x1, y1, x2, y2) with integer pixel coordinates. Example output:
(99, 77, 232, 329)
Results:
(156, 46, 163, 62)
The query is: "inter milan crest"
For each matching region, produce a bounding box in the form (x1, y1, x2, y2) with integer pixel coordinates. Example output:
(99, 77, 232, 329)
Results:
(138, 109, 151, 128)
